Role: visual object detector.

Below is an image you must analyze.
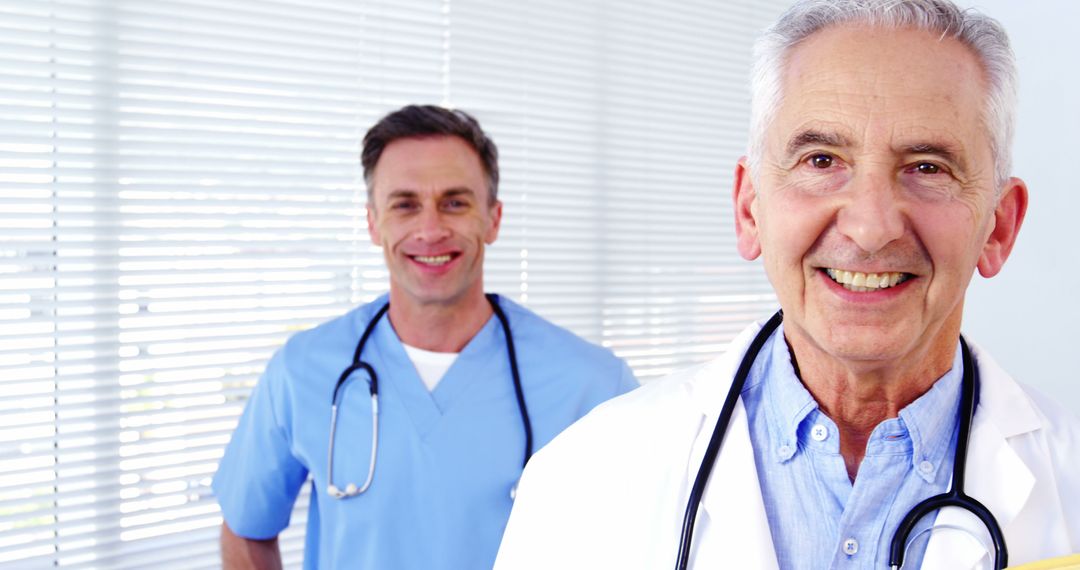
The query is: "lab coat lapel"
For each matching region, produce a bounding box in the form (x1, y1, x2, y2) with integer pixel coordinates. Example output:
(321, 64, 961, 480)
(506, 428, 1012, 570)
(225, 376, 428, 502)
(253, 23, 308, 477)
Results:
(920, 345, 1039, 570)
(694, 402, 780, 568)
(686, 324, 780, 569)
(918, 417, 1034, 569)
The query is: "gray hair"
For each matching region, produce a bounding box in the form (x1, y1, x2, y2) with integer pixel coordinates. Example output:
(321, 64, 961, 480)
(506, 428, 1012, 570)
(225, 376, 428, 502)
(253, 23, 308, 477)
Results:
(748, 0, 1017, 187)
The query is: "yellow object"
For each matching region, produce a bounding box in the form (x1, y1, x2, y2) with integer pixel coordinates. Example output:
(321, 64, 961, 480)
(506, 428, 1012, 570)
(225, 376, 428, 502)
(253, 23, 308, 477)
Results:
(1007, 554, 1080, 570)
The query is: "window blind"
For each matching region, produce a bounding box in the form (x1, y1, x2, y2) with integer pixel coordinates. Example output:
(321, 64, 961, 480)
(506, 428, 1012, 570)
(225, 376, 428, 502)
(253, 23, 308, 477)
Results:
(1, 0, 787, 567)
(446, 1, 785, 377)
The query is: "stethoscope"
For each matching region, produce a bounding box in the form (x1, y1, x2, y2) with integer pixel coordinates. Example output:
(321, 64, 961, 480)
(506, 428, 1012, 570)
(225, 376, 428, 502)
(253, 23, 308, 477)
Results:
(326, 293, 533, 500)
(675, 310, 1008, 570)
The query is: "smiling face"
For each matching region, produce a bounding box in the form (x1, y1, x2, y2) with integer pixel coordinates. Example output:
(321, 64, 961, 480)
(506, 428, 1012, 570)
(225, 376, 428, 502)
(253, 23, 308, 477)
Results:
(734, 24, 1027, 371)
(367, 135, 501, 312)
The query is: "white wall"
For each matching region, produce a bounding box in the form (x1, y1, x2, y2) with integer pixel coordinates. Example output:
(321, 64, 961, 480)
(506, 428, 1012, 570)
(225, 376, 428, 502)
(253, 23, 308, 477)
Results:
(961, 1, 1080, 413)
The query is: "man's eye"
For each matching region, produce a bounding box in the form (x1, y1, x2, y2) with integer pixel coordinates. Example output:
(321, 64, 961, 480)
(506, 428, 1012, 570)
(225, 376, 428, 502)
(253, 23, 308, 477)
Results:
(808, 154, 833, 169)
(915, 162, 940, 174)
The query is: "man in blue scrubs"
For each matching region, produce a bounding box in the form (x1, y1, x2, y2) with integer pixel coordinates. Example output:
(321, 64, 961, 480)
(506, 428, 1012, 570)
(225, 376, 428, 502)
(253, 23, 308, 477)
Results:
(213, 105, 638, 569)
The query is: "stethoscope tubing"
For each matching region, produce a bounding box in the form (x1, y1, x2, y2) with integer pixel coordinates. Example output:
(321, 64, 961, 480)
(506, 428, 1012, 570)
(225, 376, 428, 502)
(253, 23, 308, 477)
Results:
(326, 294, 531, 499)
(488, 293, 534, 467)
(327, 360, 379, 498)
(888, 336, 1007, 569)
(675, 311, 783, 570)
(326, 301, 388, 499)
(674, 311, 1007, 570)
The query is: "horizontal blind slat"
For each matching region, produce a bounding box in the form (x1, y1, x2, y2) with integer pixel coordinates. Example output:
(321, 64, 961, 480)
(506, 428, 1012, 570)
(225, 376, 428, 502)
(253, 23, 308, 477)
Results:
(0, 0, 790, 566)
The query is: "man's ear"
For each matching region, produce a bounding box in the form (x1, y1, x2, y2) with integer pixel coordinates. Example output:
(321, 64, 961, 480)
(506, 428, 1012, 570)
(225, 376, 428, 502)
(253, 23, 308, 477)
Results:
(977, 177, 1028, 278)
(734, 157, 762, 260)
(367, 204, 382, 247)
(484, 200, 503, 244)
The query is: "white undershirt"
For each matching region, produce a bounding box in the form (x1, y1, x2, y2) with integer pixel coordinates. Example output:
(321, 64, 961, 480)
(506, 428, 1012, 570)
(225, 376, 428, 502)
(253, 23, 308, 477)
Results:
(402, 343, 460, 391)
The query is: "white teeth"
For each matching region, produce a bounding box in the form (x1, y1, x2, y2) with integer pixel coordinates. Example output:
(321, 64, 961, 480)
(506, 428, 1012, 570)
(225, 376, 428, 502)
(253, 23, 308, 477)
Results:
(825, 268, 909, 292)
(414, 254, 452, 265)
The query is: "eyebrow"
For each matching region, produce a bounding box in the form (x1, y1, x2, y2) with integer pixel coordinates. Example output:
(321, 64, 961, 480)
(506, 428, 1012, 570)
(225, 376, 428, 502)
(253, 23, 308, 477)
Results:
(901, 142, 961, 166)
(442, 188, 476, 199)
(384, 187, 477, 201)
(784, 130, 851, 158)
(783, 131, 966, 168)
(385, 189, 417, 200)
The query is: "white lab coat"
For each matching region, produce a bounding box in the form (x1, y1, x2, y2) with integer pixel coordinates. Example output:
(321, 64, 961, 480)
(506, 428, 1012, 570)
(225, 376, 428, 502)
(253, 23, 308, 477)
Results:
(495, 320, 1080, 570)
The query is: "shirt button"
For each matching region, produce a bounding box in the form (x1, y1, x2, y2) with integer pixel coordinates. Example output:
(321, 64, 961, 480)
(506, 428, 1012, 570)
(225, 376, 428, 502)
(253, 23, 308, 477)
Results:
(843, 538, 859, 556)
(811, 424, 828, 441)
(919, 460, 935, 474)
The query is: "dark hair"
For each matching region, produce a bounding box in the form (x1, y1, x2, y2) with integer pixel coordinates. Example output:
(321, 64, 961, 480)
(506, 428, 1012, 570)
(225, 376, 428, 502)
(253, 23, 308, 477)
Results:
(361, 104, 500, 203)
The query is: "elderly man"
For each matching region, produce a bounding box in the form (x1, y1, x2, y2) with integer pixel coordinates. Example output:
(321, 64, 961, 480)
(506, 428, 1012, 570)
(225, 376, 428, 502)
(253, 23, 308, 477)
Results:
(213, 105, 637, 569)
(494, 1, 1080, 569)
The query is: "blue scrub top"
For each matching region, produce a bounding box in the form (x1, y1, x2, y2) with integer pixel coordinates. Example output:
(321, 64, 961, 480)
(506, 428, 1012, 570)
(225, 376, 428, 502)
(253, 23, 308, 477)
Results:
(213, 294, 638, 569)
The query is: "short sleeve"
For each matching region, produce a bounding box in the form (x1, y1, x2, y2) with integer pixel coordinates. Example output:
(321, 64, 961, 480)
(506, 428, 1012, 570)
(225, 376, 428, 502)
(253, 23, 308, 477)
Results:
(213, 351, 309, 539)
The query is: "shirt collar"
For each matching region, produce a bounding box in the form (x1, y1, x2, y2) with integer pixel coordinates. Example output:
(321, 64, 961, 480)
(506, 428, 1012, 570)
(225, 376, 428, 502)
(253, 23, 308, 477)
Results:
(754, 323, 817, 464)
(894, 343, 962, 482)
(754, 324, 963, 481)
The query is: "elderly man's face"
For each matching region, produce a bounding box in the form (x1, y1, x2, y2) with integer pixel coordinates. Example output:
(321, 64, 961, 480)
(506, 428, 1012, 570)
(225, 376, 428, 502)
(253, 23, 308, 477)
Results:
(734, 24, 1026, 368)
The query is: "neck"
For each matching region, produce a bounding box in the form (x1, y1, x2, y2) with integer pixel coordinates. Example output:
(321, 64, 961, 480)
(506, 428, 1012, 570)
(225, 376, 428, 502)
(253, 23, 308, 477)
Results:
(386, 289, 493, 353)
(783, 321, 960, 481)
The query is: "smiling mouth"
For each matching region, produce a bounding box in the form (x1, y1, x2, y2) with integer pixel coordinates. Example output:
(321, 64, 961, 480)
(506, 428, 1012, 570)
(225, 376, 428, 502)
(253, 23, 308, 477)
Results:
(411, 254, 455, 266)
(824, 268, 913, 292)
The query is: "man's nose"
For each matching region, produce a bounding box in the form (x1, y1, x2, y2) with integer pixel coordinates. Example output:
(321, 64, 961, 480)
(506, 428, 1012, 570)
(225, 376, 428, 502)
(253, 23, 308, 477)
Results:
(413, 207, 452, 242)
(835, 170, 905, 254)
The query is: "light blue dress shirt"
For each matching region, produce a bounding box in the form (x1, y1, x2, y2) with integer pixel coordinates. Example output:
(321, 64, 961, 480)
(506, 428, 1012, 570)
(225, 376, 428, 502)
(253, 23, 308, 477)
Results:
(213, 294, 637, 569)
(743, 323, 962, 569)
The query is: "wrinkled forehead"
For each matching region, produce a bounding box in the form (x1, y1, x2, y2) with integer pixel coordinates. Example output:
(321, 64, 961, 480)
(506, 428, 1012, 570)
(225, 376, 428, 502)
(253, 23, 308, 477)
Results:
(768, 24, 992, 156)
